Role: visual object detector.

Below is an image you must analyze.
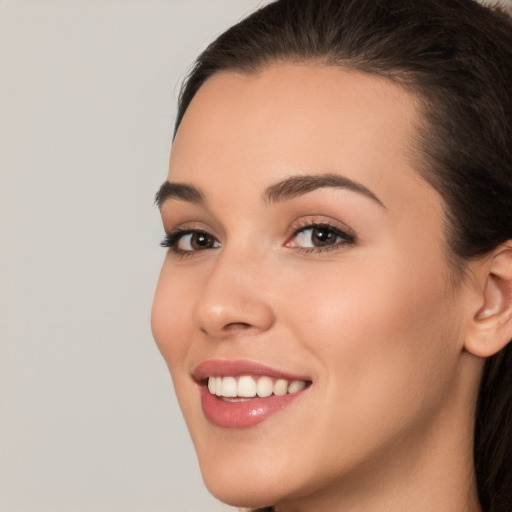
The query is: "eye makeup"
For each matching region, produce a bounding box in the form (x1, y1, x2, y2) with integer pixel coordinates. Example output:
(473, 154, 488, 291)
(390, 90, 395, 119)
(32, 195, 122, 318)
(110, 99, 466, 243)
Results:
(160, 219, 356, 259)
(285, 218, 356, 254)
(160, 228, 221, 258)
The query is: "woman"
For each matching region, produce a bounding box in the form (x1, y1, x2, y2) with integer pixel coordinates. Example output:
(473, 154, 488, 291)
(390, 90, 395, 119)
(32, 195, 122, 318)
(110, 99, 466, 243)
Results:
(152, 0, 512, 510)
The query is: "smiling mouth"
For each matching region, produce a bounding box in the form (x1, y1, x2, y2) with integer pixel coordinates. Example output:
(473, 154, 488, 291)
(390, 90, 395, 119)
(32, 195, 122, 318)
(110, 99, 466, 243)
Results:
(206, 375, 312, 400)
(194, 360, 313, 427)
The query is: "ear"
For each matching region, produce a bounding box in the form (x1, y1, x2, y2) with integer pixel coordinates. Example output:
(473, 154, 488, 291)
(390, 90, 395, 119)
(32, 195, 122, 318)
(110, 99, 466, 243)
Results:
(465, 245, 512, 358)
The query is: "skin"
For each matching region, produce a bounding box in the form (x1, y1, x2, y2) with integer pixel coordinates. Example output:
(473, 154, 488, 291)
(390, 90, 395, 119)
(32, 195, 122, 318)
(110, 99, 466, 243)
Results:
(152, 63, 487, 511)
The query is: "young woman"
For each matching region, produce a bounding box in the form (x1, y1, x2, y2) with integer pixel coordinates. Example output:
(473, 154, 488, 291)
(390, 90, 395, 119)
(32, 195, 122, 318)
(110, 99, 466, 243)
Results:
(152, 1, 512, 510)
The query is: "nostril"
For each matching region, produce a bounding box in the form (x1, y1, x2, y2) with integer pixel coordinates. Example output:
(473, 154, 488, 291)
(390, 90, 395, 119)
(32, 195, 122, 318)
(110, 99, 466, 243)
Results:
(224, 322, 252, 332)
(200, 322, 253, 336)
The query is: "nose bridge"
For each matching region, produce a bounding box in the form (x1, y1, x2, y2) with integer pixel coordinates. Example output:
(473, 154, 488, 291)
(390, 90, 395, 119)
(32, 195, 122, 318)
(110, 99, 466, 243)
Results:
(193, 244, 275, 338)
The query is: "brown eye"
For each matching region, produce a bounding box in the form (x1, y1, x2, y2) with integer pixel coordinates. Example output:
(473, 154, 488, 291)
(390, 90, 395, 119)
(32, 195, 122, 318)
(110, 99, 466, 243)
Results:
(161, 230, 221, 254)
(286, 223, 355, 251)
(309, 227, 340, 247)
(180, 232, 218, 251)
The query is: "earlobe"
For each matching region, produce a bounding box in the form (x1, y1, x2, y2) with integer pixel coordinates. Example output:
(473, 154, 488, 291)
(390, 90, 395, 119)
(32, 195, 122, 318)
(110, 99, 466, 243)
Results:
(465, 245, 512, 358)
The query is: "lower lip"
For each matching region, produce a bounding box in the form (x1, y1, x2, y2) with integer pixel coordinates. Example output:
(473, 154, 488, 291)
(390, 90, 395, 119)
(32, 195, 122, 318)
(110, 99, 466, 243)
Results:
(200, 386, 305, 428)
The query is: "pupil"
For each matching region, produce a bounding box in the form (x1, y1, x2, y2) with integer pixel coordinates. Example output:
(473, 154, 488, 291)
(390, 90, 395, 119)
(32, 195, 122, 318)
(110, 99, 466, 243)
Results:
(193, 233, 211, 249)
(313, 228, 334, 246)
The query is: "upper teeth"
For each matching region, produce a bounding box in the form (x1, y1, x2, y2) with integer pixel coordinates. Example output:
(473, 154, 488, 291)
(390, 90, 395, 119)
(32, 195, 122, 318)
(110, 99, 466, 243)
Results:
(207, 375, 307, 398)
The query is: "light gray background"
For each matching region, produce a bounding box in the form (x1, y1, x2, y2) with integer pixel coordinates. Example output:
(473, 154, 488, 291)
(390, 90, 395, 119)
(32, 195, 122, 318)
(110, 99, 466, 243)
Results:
(0, 1, 268, 511)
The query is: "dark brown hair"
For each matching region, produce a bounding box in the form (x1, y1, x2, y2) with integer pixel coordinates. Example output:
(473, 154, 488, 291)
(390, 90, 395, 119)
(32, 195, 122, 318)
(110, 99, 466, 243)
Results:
(173, 1, 512, 510)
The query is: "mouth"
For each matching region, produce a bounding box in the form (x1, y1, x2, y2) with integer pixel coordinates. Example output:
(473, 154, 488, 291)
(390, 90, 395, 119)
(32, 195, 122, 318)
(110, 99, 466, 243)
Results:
(193, 360, 312, 428)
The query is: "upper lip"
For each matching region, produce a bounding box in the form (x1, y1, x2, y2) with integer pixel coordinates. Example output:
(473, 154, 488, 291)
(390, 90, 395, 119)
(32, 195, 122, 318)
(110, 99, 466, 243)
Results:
(193, 359, 312, 383)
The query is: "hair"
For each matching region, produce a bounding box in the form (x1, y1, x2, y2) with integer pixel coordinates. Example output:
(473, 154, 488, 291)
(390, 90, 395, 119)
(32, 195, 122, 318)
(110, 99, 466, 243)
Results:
(173, 1, 512, 510)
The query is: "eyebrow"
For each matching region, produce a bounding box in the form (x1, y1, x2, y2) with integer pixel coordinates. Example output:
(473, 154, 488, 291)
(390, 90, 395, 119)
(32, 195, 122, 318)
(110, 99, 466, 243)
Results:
(264, 173, 385, 208)
(155, 181, 205, 209)
(155, 172, 385, 209)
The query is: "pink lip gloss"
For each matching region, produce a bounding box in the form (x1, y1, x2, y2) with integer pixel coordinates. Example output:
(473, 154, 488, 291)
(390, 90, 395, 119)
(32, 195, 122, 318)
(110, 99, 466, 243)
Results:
(194, 360, 311, 428)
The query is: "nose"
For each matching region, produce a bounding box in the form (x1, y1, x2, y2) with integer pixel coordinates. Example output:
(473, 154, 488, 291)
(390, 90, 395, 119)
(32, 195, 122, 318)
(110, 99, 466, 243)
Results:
(193, 250, 276, 339)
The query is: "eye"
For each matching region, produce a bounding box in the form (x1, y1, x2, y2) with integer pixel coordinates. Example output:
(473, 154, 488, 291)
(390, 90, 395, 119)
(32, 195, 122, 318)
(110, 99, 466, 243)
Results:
(161, 229, 221, 255)
(286, 223, 355, 251)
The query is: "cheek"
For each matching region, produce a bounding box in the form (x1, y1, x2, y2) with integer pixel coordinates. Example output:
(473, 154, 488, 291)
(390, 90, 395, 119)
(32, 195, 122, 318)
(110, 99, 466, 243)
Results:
(151, 263, 197, 373)
(283, 254, 452, 345)
(281, 252, 461, 426)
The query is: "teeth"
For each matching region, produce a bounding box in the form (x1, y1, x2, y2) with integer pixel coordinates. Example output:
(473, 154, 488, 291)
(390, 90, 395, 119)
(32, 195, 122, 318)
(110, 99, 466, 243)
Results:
(238, 376, 257, 397)
(222, 376, 238, 397)
(256, 376, 273, 397)
(215, 376, 223, 396)
(206, 375, 308, 398)
(288, 380, 306, 394)
(273, 378, 288, 396)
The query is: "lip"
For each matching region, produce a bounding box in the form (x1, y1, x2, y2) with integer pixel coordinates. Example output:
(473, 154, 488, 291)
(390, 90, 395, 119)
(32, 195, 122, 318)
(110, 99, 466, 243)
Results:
(193, 359, 311, 382)
(193, 359, 312, 429)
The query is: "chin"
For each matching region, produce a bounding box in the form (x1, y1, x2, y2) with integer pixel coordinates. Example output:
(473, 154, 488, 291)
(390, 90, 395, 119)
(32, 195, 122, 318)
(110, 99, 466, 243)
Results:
(205, 481, 276, 510)
(196, 444, 299, 509)
(202, 469, 278, 508)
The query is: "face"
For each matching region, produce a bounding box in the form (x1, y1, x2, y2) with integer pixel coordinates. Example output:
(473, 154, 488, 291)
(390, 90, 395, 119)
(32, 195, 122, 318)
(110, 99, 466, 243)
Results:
(152, 64, 473, 510)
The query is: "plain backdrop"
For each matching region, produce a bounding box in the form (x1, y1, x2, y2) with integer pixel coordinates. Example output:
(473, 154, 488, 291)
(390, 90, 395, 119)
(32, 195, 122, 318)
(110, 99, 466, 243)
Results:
(0, 1, 269, 511)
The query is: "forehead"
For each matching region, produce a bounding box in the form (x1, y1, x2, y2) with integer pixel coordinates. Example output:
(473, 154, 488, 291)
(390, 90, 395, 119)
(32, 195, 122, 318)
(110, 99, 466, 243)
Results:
(169, 63, 437, 216)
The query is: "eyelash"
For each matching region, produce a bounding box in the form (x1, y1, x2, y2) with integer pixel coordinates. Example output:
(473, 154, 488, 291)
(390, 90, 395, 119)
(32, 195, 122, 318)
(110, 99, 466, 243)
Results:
(160, 229, 219, 259)
(286, 220, 356, 253)
(160, 221, 356, 258)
